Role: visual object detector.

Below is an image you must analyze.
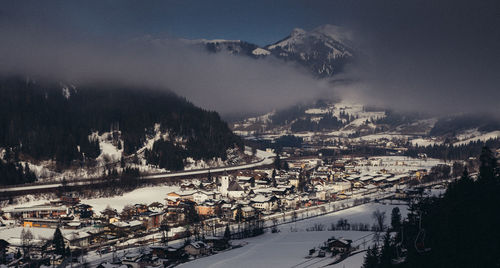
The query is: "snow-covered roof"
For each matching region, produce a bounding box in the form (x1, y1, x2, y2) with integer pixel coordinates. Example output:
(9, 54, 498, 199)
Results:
(242, 206, 254, 212)
(64, 231, 91, 241)
(189, 241, 208, 249)
(129, 220, 143, 227)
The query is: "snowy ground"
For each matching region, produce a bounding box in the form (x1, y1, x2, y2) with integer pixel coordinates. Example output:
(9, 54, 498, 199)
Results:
(353, 156, 444, 174)
(179, 202, 408, 268)
(81, 184, 181, 213)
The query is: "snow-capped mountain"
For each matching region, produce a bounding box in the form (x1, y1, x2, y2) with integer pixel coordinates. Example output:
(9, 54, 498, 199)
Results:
(265, 25, 355, 77)
(189, 24, 355, 78)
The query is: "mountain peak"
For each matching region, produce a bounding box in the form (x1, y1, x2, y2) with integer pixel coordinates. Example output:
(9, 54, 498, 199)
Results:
(311, 24, 352, 43)
(290, 28, 306, 37)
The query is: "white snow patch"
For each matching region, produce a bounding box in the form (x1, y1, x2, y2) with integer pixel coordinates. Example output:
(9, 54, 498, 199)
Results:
(252, 48, 270, 56)
(454, 130, 500, 146)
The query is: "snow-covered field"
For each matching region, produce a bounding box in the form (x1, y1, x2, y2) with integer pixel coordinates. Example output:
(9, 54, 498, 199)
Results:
(410, 138, 442, 147)
(354, 156, 443, 174)
(81, 184, 180, 213)
(453, 130, 500, 146)
(179, 202, 407, 268)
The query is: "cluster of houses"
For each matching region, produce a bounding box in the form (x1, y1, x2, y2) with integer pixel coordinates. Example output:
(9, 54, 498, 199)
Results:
(0, 156, 433, 266)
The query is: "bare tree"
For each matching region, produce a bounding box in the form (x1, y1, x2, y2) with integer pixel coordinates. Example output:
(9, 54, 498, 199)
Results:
(160, 218, 169, 246)
(120, 204, 135, 221)
(372, 209, 386, 232)
(101, 205, 118, 220)
(21, 229, 34, 259)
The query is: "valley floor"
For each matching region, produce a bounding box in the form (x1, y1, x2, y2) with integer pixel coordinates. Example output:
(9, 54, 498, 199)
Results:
(178, 202, 408, 268)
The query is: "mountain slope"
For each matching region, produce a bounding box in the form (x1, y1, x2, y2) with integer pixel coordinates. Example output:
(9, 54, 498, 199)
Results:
(0, 76, 242, 184)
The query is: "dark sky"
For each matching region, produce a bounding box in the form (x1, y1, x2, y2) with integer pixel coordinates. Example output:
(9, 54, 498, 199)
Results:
(0, 0, 336, 45)
(1, 0, 499, 116)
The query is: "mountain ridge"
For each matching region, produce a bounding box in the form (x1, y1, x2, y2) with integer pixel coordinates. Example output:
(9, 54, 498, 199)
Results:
(186, 24, 355, 78)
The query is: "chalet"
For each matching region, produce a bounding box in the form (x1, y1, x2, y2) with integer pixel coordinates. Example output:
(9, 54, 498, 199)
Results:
(121, 253, 147, 268)
(184, 241, 210, 257)
(283, 195, 298, 209)
(146, 211, 166, 230)
(59, 195, 80, 206)
(236, 176, 255, 186)
(65, 220, 83, 229)
(196, 201, 217, 217)
(64, 231, 92, 248)
(241, 206, 256, 219)
(316, 190, 334, 202)
(328, 238, 352, 253)
(180, 182, 197, 190)
(203, 236, 230, 251)
(364, 184, 378, 194)
(251, 195, 279, 212)
(148, 202, 164, 212)
(271, 187, 290, 196)
(134, 204, 149, 214)
(109, 220, 144, 235)
(193, 191, 215, 204)
(150, 245, 185, 260)
(166, 190, 197, 202)
(220, 204, 233, 220)
(73, 203, 93, 218)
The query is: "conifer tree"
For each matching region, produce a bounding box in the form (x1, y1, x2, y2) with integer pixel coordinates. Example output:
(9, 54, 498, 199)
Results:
(362, 245, 379, 268)
(53, 228, 65, 255)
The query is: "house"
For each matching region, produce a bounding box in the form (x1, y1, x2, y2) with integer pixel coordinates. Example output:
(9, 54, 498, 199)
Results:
(134, 204, 149, 214)
(241, 206, 256, 219)
(184, 241, 210, 257)
(220, 204, 233, 220)
(73, 203, 93, 218)
(65, 220, 83, 229)
(203, 236, 229, 251)
(166, 190, 197, 202)
(251, 195, 279, 212)
(196, 201, 217, 217)
(147, 211, 166, 230)
(283, 195, 298, 209)
(64, 231, 92, 248)
(193, 191, 215, 204)
(150, 245, 185, 260)
(109, 220, 145, 235)
(59, 195, 80, 206)
(148, 202, 164, 212)
(236, 176, 255, 187)
(328, 238, 352, 253)
(121, 253, 144, 268)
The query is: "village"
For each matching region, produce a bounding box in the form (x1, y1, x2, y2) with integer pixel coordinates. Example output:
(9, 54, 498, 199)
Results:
(0, 154, 450, 267)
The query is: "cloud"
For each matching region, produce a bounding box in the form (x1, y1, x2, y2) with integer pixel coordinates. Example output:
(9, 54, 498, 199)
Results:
(0, 28, 329, 116)
(327, 0, 500, 116)
(1, 0, 499, 118)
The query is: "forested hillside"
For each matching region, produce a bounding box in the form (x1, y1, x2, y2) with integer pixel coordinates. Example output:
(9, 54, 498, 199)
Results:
(363, 147, 500, 268)
(0, 76, 242, 184)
